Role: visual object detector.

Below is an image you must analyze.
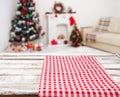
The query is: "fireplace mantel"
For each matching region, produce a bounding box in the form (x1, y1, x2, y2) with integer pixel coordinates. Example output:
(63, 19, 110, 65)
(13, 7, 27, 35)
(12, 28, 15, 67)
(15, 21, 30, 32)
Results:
(46, 13, 76, 45)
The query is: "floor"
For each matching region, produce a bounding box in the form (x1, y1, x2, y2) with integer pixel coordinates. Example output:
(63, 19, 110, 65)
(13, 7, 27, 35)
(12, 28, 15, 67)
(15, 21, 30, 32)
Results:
(0, 46, 120, 96)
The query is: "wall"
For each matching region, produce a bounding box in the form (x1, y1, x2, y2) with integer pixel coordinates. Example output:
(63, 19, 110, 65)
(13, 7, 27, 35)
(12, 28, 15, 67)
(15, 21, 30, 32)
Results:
(0, 0, 119, 51)
(0, 0, 16, 51)
(115, 0, 120, 16)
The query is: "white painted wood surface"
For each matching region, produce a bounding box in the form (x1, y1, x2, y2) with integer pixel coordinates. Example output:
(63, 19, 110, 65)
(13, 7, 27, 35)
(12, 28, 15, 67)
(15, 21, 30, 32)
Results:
(0, 46, 120, 95)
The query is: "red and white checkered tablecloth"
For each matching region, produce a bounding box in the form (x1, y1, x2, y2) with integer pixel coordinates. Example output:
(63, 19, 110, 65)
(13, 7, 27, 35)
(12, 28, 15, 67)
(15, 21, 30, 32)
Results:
(38, 56, 120, 97)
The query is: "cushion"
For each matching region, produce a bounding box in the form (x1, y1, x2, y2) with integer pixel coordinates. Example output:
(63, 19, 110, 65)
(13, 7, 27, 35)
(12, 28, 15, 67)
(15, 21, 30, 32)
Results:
(97, 17, 111, 32)
(108, 17, 120, 33)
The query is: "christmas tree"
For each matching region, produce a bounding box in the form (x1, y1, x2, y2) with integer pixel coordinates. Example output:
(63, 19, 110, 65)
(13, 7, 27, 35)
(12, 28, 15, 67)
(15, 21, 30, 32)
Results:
(70, 23, 83, 47)
(9, 0, 42, 43)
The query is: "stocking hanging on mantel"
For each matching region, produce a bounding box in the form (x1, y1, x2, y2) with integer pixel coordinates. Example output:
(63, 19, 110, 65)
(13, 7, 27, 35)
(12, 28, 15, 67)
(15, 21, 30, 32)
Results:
(69, 16, 75, 26)
(9, 0, 44, 44)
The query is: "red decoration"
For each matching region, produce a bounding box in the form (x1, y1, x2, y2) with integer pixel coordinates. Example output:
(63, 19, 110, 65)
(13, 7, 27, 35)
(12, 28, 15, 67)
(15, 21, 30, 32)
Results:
(64, 40, 68, 44)
(69, 16, 75, 26)
(27, 44, 34, 49)
(27, 42, 34, 49)
(51, 39, 58, 45)
(77, 31, 81, 35)
(55, 14, 58, 18)
(23, 1, 28, 5)
(22, 9, 26, 15)
(29, 20, 34, 24)
(37, 45, 42, 51)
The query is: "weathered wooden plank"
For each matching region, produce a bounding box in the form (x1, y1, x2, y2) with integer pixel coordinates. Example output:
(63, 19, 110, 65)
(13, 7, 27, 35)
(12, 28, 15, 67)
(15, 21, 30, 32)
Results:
(0, 84, 38, 89)
(103, 64, 120, 68)
(3, 50, 106, 54)
(1, 58, 116, 64)
(0, 64, 43, 69)
(0, 75, 39, 80)
(111, 76, 120, 83)
(0, 53, 112, 57)
(0, 53, 112, 58)
(0, 84, 39, 95)
(0, 96, 37, 97)
(0, 54, 114, 58)
(105, 68, 120, 70)
(0, 94, 38, 97)
(0, 80, 39, 88)
(106, 70, 120, 76)
(97, 60, 120, 64)
(96, 57, 120, 61)
(0, 60, 43, 64)
(0, 88, 38, 96)
(0, 69, 41, 75)
(0, 77, 40, 86)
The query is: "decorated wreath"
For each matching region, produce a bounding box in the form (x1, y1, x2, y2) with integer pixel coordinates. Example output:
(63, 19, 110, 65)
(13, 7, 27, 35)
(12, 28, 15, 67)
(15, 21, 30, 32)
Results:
(53, 2, 64, 13)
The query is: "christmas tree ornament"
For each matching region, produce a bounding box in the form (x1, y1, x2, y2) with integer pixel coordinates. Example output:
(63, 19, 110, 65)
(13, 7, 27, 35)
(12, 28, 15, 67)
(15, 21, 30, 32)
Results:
(16, 36, 21, 40)
(32, 12, 36, 15)
(30, 34, 36, 40)
(22, 9, 26, 15)
(64, 40, 68, 44)
(16, 11, 21, 15)
(16, 27, 21, 32)
(11, 38, 14, 41)
(29, 20, 34, 24)
(17, 3, 22, 7)
(10, 32, 15, 37)
(23, 0, 28, 5)
(22, 37, 25, 42)
(25, 14, 29, 18)
(29, 7, 34, 10)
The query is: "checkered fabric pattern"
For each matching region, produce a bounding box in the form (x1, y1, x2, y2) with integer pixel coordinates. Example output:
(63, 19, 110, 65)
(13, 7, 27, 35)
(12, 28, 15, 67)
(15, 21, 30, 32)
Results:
(38, 56, 120, 97)
(97, 17, 111, 32)
(86, 33, 96, 43)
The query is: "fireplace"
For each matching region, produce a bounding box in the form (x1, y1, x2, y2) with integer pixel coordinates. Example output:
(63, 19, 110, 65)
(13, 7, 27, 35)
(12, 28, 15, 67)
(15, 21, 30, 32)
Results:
(47, 13, 75, 45)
